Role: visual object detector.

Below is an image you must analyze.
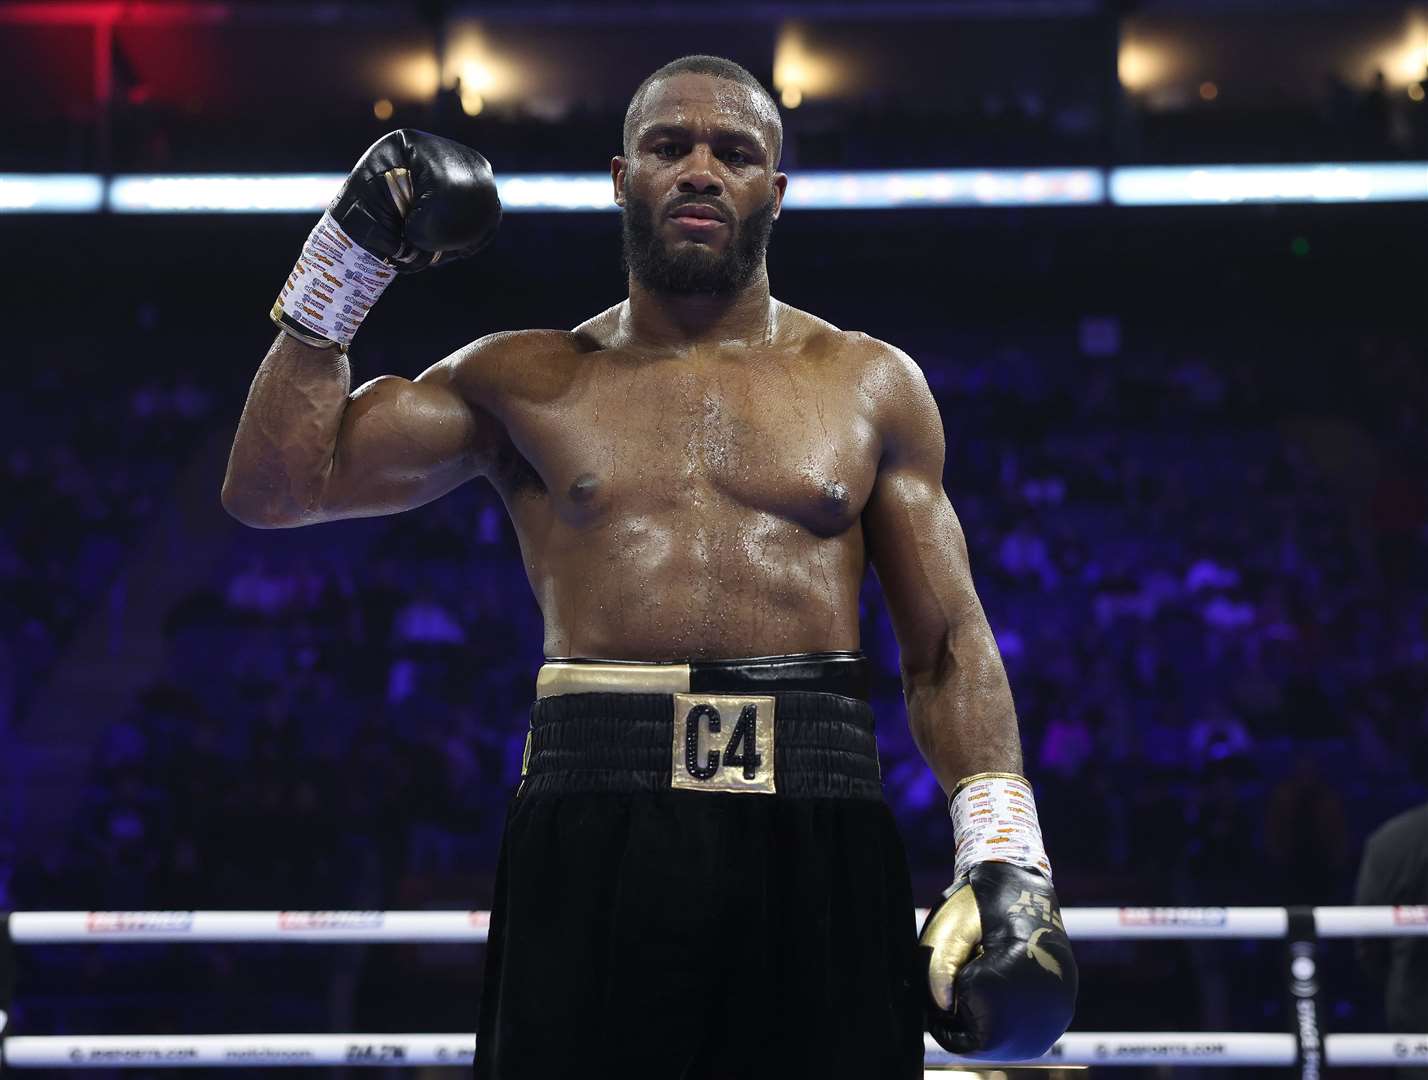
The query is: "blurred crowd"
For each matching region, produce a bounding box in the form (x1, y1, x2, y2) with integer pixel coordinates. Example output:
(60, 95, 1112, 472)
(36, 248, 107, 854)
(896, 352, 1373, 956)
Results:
(1, 300, 1424, 1052)
(0, 313, 215, 730)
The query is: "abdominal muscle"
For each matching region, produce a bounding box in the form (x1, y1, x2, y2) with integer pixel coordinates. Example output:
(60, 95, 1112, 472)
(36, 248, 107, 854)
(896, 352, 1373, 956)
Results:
(526, 505, 866, 661)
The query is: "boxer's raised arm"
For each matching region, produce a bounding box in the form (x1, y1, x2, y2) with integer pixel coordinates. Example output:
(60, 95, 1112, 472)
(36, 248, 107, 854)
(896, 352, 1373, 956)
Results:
(221, 334, 501, 528)
(860, 343, 1022, 795)
(223, 128, 502, 529)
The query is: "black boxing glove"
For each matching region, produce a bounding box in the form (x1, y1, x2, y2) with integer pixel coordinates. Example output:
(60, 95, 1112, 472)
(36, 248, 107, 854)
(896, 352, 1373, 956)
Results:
(272, 129, 500, 348)
(329, 128, 500, 272)
(920, 772, 1077, 1061)
(921, 861, 1077, 1060)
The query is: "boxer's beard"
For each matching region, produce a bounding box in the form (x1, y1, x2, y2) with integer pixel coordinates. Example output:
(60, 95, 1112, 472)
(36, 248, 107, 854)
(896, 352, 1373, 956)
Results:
(622, 193, 776, 296)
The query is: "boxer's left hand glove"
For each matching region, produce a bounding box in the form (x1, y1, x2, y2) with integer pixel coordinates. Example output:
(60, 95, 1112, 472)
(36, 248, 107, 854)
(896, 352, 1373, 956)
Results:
(921, 861, 1077, 1060)
(920, 772, 1077, 1061)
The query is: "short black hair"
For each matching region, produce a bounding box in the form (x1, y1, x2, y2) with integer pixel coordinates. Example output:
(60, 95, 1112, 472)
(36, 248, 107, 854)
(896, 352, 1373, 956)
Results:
(623, 55, 782, 166)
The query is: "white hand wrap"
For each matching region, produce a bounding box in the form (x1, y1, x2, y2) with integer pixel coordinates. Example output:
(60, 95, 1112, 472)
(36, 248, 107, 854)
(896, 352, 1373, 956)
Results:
(270, 211, 396, 348)
(950, 772, 1053, 883)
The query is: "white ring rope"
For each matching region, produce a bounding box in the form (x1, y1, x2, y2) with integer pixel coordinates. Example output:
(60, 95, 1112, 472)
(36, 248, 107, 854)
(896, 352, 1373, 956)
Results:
(6, 905, 1428, 1069)
(7, 910, 492, 944)
(1311, 905, 1428, 938)
(1, 1034, 475, 1069)
(1068, 907, 1290, 939)
(4, 1032, 1428, 1068)
(8, 905, 1428, 944)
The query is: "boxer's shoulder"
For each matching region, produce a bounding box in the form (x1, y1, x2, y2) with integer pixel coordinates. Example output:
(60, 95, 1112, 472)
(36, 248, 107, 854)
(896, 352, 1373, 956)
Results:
(569, 302, 624, 347)
(792, 320, 930, 408)
(452, 327, 600, 370)
(771, 304, 876, 370)
(776, 308, 915, 377)
(444, 327, 601, 406)
(819, 327, 940, 455)
(837, 328, 921, 380)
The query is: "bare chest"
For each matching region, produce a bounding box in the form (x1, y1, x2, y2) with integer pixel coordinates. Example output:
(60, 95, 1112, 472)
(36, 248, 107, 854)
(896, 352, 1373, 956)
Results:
(501, 355, 878, 536)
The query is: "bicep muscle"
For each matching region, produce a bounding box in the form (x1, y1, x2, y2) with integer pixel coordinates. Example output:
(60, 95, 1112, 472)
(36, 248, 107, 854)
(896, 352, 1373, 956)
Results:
(318, 357, 499, 520)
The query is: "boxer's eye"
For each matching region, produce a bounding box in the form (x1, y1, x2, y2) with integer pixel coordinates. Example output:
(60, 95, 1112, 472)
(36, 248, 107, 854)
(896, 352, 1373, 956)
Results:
(721, 149, 749, 165)
(654, 143, 685, 160)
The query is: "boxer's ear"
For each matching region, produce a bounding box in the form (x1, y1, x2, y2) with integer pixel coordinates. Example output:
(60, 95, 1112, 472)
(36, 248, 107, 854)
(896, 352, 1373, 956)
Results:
(611, 156, 628, 208)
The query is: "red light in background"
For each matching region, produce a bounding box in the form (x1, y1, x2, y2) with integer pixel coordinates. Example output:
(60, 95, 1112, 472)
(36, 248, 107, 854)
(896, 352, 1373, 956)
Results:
(0, 4, 233, 28)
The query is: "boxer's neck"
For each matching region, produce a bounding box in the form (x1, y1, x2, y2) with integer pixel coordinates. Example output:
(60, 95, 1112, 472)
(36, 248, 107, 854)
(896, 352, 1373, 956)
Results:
(622, 267, 774, 352)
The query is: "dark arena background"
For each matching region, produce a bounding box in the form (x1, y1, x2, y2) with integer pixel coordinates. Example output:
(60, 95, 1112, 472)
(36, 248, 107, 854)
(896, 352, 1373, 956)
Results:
(1, 1, 1426, 1078)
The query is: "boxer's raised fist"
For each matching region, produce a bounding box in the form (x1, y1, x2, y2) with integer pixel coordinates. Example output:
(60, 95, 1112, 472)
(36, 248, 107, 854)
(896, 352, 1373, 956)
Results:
(921, 861, 1077, 1061)
(331, 129, 501, 272)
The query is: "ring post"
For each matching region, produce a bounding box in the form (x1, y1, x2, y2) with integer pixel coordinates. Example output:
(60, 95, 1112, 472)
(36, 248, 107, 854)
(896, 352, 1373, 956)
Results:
(1287, 906, 1323, 1080)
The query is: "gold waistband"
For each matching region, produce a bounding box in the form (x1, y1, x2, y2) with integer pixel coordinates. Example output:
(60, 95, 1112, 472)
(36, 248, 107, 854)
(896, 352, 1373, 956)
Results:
(535, 661, 693, 699)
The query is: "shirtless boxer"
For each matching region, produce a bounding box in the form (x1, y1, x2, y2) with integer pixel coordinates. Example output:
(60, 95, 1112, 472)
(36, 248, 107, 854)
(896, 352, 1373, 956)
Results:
(222, 55, 1075, 1079)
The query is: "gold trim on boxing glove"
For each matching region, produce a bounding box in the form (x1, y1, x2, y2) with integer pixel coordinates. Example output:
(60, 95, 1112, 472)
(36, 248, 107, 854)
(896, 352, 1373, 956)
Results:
(382, 168, 444, 267)
(384, 168, 414, 216)
(921, 882, 984, 1013)
(1027, 926, 1065, 980)
(270, 305, 341, 350)
(950, 770, 1030, 800)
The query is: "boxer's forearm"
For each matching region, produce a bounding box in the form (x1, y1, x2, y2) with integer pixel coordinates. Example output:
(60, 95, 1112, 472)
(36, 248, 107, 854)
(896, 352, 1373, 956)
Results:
(902, 615, 1022, 797)
(224, 131, 498, 530)
(221, 332, 350, 527)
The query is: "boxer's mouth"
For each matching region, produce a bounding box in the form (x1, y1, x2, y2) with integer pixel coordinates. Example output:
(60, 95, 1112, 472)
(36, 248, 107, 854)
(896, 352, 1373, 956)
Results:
(668, 203, 727, 231)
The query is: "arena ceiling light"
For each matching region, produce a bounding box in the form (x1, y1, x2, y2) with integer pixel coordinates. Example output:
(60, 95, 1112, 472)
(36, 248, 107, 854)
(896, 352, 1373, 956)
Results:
(496, 174, 617, 211)
(99, 168, 1106, 213)
(785, 168, 1104, 208)
(1110, 163, 1428, 205)
(107, 175, 349, 213)
(96, 169, 1110, 213)
(0, 174, 104, 212)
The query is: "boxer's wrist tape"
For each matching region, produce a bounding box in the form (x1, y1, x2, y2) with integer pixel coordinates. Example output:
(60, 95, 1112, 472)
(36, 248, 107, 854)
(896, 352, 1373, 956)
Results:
(270, 210, 395, 348)
(949, 771, 1053, 883)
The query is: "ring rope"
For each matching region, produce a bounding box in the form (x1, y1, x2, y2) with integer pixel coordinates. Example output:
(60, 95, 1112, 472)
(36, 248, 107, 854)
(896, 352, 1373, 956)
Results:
(5, 906, 1428, 1070)
(4, 1032, 1428, 1068)
(7, 905, 1427, 944)
(7, 910, 492, 944)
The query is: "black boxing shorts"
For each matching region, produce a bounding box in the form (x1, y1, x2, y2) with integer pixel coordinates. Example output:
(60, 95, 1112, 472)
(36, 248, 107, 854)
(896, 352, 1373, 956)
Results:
(473, 652, 925, 1080)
